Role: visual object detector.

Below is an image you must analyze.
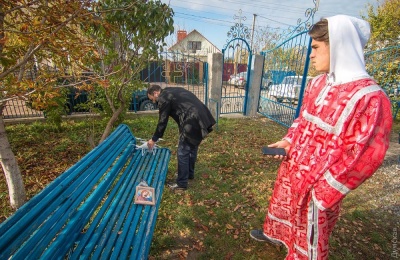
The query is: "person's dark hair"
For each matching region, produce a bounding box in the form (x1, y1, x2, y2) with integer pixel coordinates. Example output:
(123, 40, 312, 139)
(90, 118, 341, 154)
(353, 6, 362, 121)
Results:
(147, 84, 162, 96)
(309, 19, 329, 44)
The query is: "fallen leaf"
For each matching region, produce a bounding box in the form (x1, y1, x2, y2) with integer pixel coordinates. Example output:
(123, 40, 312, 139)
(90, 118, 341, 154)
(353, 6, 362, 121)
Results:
(233, 205, 242, 211)
(226, 223, 234, 229)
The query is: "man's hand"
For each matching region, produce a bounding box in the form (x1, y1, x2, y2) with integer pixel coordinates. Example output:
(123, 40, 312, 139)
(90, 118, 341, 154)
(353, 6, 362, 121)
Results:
(267, 140, 291, 160)
(147, 139, 156, 150)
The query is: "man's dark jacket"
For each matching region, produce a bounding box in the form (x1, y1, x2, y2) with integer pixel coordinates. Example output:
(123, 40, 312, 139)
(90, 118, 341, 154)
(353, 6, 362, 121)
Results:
(152, 87, 216, 146)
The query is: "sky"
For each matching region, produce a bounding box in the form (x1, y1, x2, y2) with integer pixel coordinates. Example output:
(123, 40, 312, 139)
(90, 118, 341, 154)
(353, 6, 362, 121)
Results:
(160, 0, 378, 50)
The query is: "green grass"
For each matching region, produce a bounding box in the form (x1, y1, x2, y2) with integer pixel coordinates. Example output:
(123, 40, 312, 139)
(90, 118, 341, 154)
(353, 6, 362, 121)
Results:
(0, 114, 398, 259)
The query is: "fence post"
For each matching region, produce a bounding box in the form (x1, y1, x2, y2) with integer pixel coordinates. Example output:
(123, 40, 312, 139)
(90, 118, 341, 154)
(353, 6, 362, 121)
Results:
(207, 53, 223, 122)
(245, 54, 263, 116)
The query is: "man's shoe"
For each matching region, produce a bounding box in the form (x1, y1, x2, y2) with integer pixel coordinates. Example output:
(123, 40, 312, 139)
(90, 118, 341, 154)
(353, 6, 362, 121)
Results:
(167, 183, 187, 191)
(250, 230, 282, 246)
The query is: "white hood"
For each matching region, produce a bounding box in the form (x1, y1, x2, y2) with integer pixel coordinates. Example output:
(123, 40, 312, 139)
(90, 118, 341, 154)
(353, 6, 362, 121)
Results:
(326, 15, 371, 84)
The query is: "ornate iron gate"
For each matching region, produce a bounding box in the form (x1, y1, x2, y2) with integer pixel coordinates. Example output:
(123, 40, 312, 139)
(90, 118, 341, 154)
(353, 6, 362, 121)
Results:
(257, 2, 399, 127)
(259, 35, 400, 127)
(258, 31, 312, 127)
(257, 5, 317, 127)
(221, 10, 252, 115)
(221, 38, 252, 114)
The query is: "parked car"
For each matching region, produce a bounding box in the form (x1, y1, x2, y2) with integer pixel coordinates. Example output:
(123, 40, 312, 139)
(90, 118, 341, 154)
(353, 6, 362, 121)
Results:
(129, 89, 158, 112)
(28, 87, 158, 115)
(66, 88, 157, 113)
(269, 75, 313, 103)
(65, 88, 102, 114)
(228, 72, 247, 88)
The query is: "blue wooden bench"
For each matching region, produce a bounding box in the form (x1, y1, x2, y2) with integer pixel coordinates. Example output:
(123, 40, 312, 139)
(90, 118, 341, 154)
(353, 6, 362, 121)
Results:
(0, 124, 171, 259)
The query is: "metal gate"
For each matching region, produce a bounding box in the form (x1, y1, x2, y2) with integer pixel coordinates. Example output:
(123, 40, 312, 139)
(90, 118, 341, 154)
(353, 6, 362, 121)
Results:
(258, 31, 312, 127)
(220, 10, 253, 115)
(258, 37, 400, 127)
(221, 38, 252, 114)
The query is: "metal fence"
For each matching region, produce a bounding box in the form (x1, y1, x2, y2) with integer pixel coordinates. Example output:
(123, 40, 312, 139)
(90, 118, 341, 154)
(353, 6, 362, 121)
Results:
(2, 52, 209, 120)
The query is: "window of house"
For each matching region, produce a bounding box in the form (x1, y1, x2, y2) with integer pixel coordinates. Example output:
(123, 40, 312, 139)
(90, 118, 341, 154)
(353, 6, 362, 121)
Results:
(187, 41, 201, 51)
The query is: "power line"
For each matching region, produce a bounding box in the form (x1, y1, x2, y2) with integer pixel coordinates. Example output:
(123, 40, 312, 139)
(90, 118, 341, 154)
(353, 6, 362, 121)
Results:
(174, 11, 286, 33)
(164, 0, 318, 27)
(172, 8, 300, 29)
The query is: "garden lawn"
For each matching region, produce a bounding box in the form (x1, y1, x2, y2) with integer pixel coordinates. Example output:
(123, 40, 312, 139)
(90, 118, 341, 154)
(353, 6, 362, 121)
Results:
(1, 114, 398, 259)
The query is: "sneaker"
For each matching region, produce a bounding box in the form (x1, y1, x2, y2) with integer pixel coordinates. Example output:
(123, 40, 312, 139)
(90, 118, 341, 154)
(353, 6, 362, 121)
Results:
(167, 183, 187, 191)
(250, 230, 282, 246)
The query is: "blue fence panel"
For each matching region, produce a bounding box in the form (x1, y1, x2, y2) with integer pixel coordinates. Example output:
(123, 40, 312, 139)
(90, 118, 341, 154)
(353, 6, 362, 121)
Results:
(259, 31, 312, 127)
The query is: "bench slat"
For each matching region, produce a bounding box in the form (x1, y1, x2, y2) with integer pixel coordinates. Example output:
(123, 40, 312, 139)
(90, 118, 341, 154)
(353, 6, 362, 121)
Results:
(0, 124, 132, 235)
(4, 132, 135, 259)
(70, 150, 145, 258)
(39, 143, 136, 259)
(81, 149, 170, 259)
(0, 124, 171, 259)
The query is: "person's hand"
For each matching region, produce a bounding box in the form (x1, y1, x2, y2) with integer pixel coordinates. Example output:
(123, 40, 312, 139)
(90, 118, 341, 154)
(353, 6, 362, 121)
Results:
(147, 139, 155, 150)
(267, 140, 291, 160)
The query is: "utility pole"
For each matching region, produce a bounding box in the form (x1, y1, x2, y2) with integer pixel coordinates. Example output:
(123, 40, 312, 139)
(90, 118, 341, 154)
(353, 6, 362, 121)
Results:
(250, 14, 257, 53)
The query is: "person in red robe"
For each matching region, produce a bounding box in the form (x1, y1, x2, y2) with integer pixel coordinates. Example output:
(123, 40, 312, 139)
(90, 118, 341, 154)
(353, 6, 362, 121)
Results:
(250, 15, 393, 259)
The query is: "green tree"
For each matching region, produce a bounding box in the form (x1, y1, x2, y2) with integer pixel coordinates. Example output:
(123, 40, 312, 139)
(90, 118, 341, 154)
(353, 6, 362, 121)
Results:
(363, 0, 400, 100)
(0, 0, 174, 209)
(90, 0, 174, 142)
(0, 0, 100, 209)
(363, 0, 400, 47)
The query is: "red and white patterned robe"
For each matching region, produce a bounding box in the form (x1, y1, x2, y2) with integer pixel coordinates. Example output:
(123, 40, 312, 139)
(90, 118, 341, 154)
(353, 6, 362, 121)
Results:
(263, 75, 392, 259)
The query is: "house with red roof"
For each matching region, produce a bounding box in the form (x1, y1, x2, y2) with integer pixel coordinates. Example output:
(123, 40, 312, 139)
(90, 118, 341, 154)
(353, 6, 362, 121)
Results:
(168, 30, 221, 62)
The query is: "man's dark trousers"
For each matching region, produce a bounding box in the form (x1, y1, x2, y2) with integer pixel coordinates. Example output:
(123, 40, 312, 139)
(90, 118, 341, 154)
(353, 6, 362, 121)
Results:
(176, 139, 199, 188)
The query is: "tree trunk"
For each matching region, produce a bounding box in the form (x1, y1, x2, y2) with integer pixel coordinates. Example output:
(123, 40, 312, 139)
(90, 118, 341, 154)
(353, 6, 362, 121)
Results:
(0, 116, 27, 209)
(99, 105, 125, 144)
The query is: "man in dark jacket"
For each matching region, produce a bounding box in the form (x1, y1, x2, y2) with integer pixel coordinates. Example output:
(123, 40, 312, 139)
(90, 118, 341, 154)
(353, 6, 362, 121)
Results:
(147, 84, 216, 191)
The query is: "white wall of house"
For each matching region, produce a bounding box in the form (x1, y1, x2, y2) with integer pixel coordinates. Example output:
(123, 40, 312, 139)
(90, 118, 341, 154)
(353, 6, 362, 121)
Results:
(169, 30, 221, 62)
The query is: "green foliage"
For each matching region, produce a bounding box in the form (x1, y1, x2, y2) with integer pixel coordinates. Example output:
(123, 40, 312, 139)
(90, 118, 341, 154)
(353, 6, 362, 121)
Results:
(77, 0, 175, 135)
(363, 0, 400, 46)
(363, 0, 400, 103)
(1, 0, 100, 106)
(0, 0, 174, 136)
(365, 47, 400, 98)
(43, 106, 66, 131)
(264, 43, 310, 78)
